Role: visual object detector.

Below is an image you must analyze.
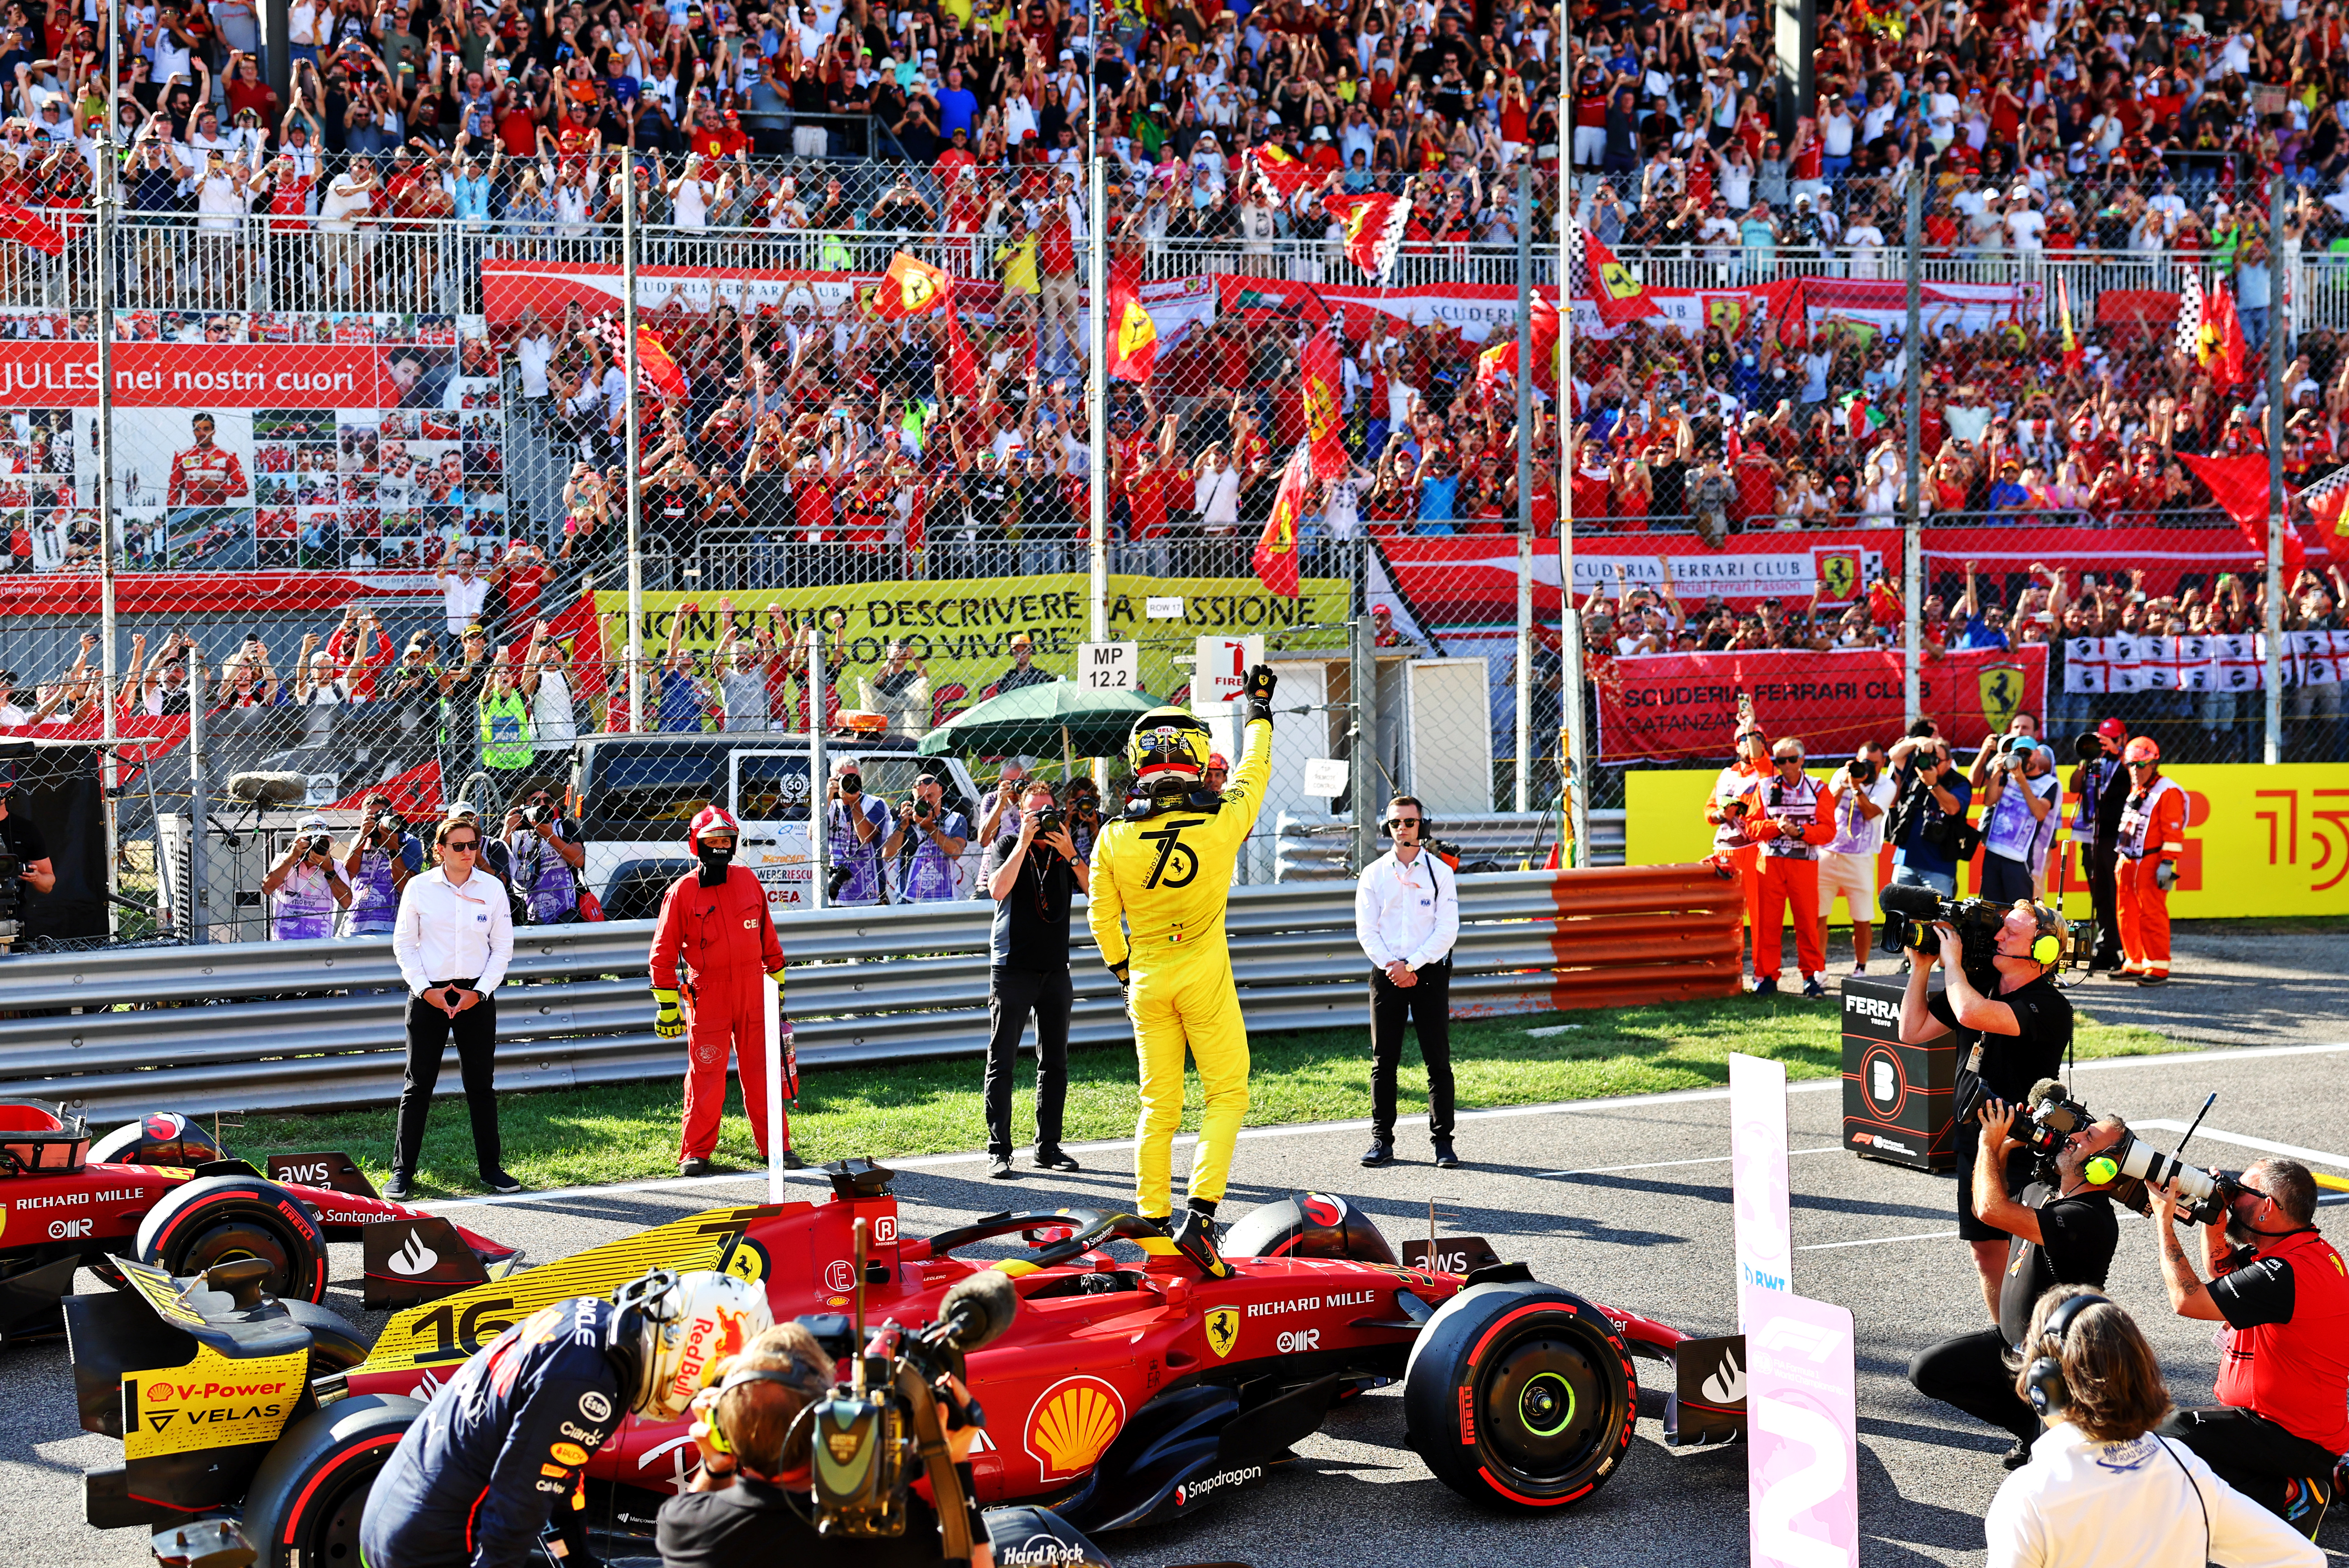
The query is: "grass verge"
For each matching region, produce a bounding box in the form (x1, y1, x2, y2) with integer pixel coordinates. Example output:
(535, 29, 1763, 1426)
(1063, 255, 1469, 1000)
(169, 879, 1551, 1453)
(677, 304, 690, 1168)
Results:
(229, 991, 2183, 1199)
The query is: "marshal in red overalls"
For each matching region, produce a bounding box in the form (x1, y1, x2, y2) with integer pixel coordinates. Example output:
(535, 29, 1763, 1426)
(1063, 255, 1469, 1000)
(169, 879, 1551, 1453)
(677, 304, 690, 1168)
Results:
(648, 807, 792, 1172)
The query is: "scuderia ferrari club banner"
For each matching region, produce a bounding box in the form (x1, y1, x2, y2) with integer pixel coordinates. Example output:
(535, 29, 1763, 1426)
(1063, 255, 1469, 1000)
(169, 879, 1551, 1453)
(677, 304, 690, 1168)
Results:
(1596, 644, 2046, 764)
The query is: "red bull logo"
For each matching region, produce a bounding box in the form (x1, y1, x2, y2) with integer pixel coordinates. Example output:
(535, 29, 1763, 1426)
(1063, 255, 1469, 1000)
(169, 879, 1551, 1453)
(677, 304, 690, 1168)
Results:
(667, 1301, 754, 1404)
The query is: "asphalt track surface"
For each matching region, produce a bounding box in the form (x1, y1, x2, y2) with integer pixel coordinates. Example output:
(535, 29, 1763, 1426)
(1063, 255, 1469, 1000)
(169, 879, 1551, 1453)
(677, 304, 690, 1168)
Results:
(14, 1036, 2349, 1568)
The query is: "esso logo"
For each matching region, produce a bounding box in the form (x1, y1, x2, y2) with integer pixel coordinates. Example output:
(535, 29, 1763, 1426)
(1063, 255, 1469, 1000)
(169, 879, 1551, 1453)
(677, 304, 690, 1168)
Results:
(1276, 1329, 1320, 1353)
(873, 1216, 897, 1245)
(824, 1259, 856, 1293)
(48, 1217, 93, 1240)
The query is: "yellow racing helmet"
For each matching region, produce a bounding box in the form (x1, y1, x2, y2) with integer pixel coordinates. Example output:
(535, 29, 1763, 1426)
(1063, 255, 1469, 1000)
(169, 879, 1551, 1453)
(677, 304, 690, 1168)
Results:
(1127, 706, 1214, 787)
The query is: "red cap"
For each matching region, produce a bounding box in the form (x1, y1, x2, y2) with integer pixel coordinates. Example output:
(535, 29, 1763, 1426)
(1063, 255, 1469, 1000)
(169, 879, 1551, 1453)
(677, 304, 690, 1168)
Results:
(1207, 752, 1230, 770)
(2095, 716, 2127, 741)
(2122, 736, 2161, 763)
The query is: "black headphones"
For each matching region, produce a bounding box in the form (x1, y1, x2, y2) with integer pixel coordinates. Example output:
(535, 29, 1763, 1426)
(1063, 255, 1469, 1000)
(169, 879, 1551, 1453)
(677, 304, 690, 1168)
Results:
(702, 1366, 807, 1458)
(1381, 808, 1437, 838)
(2021, 1291, 2108, 1418)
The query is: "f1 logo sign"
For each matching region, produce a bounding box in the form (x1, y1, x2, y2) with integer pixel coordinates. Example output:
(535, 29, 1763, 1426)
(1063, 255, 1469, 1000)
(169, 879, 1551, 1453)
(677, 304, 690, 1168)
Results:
(1753, 1318, 1844, 1364)
(1744, 1290, 1857, 1568)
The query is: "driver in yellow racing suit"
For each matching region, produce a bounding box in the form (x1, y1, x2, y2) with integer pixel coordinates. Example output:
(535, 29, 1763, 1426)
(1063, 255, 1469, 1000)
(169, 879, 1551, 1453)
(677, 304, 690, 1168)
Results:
(1087, 665, 1277, 1279)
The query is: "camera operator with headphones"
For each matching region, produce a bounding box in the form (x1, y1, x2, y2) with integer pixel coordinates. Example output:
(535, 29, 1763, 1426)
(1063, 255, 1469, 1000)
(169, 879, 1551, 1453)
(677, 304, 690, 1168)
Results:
(361, 1268, 773, 1568)
(2147, 1156, 2349, 1535)
(1900, 901, 2074, 1319)
(1355, 795, 1462, 1172)
(1908, 1097, 2134, 1469)
(656, 1321, 994, 1568)
(1986, 1287, 2321, 1568)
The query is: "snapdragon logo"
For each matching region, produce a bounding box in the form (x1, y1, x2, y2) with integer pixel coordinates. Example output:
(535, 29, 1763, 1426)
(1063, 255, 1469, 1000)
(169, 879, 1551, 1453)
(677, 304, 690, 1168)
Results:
(1173, 1464, 1264, 1509)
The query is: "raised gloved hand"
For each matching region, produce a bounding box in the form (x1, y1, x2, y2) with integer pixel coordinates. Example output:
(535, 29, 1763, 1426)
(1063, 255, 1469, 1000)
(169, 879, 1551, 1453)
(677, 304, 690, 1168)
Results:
(2153, 860, 2178, 893)
(652, 987, 684, 1039)
(1243, 662, 1278, 724)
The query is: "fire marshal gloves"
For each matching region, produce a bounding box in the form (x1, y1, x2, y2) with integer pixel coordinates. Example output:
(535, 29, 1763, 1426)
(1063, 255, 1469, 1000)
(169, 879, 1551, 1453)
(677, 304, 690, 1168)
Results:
(652, 987, 684, 1039)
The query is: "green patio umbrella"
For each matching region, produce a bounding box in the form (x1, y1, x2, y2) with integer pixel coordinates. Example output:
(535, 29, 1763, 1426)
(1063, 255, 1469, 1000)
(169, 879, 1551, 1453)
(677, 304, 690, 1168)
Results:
(916, 681, 1162, 766)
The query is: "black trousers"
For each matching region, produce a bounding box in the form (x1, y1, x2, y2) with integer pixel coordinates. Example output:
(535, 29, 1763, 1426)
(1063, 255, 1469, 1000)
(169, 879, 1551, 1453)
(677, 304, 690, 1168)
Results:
(1909, 1327, 2040, 1443)
(984, 965, 1072, 1158)
(1370, 960, 1454, 1142)
(2161, 1405, 2340, 1521)
(2087, 834, 2122, 963)
(394, 985, 502, 1177)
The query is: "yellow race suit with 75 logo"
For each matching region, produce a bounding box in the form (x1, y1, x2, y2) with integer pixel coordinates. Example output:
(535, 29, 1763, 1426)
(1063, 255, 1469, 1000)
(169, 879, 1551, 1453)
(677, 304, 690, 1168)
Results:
(1087, 713, 1272, 1220)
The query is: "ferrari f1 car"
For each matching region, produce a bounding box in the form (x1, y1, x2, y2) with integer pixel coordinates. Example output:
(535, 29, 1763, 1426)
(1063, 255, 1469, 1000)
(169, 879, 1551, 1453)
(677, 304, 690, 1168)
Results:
(66, 1159, 1747, 1563)
(0, 1098, 521, 1344)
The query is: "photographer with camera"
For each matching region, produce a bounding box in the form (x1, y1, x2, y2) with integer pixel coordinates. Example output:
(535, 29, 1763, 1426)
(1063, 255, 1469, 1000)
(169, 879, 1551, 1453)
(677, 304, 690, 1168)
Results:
(2115, 736, 2185, 984)
(504, 788, 586, 925)
(886, 771, 970, 903)
(1985, 1287, 2323, 1568)
(2069, 717, 2129, 972)
(656, 1317, 995, 1568)
(1899, 899, 2074, 1318)
(1978, 736, 2061, 902)
(1909, 1095, 2133, 1467)
(979, 777, 1089, 1180)
(342, 791, 422, 939)
(2148, 1157, 2349, 1533)
(362, 1269, 772, 1568)
(826, 759, 892, 906)
(1885, 731, 1975, 897)
(1968, 711, 2041, 792)
(1821, 744, 1895, 975)
(0, 776, 55, 902)
(1063, 775, 1104, 862)
(261, 813, 352, 941)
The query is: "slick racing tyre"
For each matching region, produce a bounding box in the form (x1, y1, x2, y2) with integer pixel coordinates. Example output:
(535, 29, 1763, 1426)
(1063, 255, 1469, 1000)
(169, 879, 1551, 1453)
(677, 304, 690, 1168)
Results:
(1404, 1281, 1637, 1512)
(242, 1394, 424, 1568)
(135, 1175, 330, 1303)
(284, 1298, 370, 1381)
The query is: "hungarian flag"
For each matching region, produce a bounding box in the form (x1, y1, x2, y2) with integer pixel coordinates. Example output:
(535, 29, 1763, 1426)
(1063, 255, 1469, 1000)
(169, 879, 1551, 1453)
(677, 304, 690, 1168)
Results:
(636, 327, 689, 402)
(1323, 192, 1412, 279)
(1252, 443, 1313, 598)
(1106, 280, 1158, 382)
(2205, 280, 2247, 389)
(872, 251, 952, 319)
(1568, 222, 1662, 324)
(2177, 452, 2306, 575)
(0, 203, 63, 256)
(2058, 275, 2084, 376)
(1300, 328, 1348, 482)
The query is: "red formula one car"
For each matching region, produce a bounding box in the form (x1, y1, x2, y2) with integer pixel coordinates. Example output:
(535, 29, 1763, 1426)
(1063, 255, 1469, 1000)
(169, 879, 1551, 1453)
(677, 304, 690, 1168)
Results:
(0, 1098, 520, 1346)
(65, 1160, 1746, 1564)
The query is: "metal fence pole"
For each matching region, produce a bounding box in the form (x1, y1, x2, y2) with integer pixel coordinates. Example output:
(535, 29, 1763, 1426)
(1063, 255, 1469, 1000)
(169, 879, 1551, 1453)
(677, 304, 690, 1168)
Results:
(1557, 205, 1588, 867)
(1901, 169, 1924, 726)
(1350, 613, 1376, 875)
(2265, 172, 2287, 765)
(1514, 160, 1533, 814)
(809, 624, 830, 909)
(186, 643, 206, 945)
(622, 147, 645, 735)
(1086, 158, 1112, 797)
(95, 11, 121, 936)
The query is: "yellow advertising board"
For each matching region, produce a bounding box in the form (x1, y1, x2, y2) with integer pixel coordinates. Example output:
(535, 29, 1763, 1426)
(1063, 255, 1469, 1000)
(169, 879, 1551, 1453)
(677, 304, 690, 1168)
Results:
(1625, 765, 2349, 919)
(592, 572, 1351, 716)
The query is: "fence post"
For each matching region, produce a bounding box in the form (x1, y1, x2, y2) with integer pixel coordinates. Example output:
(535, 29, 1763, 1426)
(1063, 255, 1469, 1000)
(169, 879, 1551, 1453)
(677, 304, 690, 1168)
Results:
(187, 643, 206, 945)
(1351, 612, 1376, 875)
(1901, 166, 1924, 727)
(1557, 207, 1589, 868)
(622, 140, 646, 735)
(809, 624, 830, 909)
(95, 32, 121, 936)
(2265, 172, 2287, 765)
(1515, 161, 1533, 814)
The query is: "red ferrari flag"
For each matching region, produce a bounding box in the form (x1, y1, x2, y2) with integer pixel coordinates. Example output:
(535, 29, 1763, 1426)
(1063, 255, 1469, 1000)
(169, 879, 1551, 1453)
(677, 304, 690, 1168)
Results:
(1568, 222, 1663, 324)
(872, 250, 952, 319)
(1252, 443, 1313, 598)
(0, 203, 63, 256)
(1322, 193, 1412, 279)
(1106, 280, 1158, 382)
(942, 291, 979, 400)
(636, 327, 689, 402)
(1300, 328, 1347, 482)
(2178, 452, 2306, 575)
(1242, 147, 1317, 207)
(2058, 275, 2084, 376)
(2206, 280, 2247, 389)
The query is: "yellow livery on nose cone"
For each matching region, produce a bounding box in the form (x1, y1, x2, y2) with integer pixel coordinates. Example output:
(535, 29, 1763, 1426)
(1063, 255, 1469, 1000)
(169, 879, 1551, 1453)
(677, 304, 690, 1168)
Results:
(1088, 685, 1276, 1230)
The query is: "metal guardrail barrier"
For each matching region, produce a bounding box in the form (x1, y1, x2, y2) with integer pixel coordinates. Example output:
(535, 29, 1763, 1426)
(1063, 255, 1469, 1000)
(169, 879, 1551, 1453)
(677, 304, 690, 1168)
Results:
(1273, 811, 1626, 881)
(0, 868, 1710, 1120)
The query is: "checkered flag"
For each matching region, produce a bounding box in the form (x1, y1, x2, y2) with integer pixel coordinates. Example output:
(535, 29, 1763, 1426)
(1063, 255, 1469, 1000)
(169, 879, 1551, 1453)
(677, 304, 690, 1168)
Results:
(2174, 268, 2203, 362)
(2300, 463, 2349, 536)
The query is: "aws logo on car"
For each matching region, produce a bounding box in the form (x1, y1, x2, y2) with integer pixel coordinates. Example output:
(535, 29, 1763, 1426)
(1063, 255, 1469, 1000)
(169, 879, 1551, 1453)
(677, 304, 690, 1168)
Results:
(1023, 1375, 1125, 1481)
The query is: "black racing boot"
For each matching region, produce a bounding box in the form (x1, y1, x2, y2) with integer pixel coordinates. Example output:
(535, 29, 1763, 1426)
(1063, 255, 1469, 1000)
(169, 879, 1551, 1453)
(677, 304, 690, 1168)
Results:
(1167, 1208, 1234, 1279)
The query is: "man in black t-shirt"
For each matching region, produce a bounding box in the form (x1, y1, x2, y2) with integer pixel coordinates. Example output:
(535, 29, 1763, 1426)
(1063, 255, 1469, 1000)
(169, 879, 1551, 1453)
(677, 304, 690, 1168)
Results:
(1908, 1097, 2132, 1467)
(1900, 899, 2075, 1318)
(0, 780, 56, 905)
(979, 778, 1088, 1180)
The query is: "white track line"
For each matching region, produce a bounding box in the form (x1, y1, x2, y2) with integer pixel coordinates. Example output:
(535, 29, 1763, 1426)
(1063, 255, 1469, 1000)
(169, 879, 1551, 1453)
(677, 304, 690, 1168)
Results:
(1537, 1148, 1844, 1179)
(2130, 1121, 2349, 1172)
(1798, 1230, 1960, 1251)
(420, 1039, 2349, 1213)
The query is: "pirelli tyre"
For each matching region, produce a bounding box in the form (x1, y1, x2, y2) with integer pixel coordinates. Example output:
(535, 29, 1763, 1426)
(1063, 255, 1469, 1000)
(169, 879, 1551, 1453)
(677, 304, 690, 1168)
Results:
(1403, 1281, 1638, 1512)
(134, 1175, 330, 1304)
(242, 1394, 423, 1568)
